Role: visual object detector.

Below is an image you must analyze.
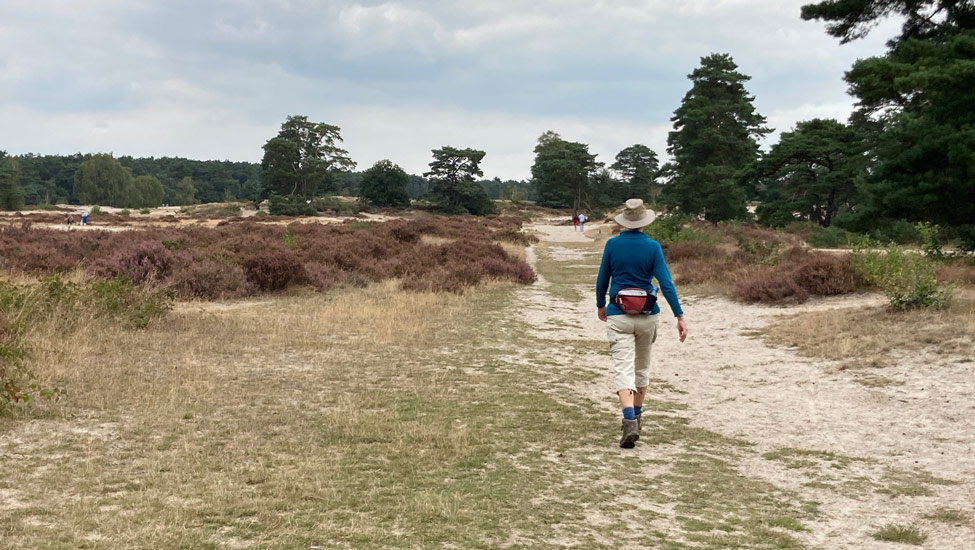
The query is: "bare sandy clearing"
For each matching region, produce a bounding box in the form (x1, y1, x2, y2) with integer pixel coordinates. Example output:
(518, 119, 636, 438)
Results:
(523, 221, 975, 549)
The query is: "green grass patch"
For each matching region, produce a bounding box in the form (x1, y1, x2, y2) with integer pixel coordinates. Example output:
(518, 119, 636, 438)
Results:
(872, 523, 926, 545)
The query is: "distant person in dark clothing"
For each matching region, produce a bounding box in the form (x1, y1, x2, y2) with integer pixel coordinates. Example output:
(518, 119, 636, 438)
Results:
(596, 199, 688, 448)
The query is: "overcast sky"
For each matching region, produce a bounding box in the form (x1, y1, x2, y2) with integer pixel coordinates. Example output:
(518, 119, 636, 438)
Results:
(0, 0, 898, 180)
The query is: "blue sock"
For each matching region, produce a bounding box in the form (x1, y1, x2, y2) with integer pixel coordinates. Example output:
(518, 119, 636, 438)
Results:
(622, 407, 635, 420)
(634, 406, 642, 417)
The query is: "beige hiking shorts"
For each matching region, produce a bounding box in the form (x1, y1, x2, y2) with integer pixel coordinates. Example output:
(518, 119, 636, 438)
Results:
(606, 314, 659, 393)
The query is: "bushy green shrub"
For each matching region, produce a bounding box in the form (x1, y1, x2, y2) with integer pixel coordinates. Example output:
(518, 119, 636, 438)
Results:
(269, 194, 317, 216)
(806, 225, 858, 248)
(118, 209, 131, 216)
(89, 205, 103, 216)
(851, 240, 951, 310)
(869, 219, 921, 244)
(644, 214, 717, 245)
(312, 195, 360, 216)
(140, 208, 151, 215)
(915, 222, 943, 258)
(956, 225, 975, 253)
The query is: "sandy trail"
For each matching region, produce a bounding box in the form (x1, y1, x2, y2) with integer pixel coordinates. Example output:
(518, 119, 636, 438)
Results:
(520, 222, 975, 549)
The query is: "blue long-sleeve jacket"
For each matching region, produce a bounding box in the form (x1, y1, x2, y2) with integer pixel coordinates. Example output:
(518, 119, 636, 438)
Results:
(596, 230, 683, 317)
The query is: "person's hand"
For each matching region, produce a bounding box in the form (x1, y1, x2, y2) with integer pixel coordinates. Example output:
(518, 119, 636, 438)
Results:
(598, 307, 607, 322)
(676, 316, 688, 342)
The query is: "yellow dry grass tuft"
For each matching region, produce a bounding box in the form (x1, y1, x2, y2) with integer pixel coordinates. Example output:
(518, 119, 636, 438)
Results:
(762, 290, 975, 367)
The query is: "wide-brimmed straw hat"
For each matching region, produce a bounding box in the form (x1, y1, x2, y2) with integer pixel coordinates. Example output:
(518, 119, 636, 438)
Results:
(614, 198, 656, 229)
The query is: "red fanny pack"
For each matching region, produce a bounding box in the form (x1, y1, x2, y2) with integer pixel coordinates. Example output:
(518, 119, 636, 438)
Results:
(614, 287, 658, 315)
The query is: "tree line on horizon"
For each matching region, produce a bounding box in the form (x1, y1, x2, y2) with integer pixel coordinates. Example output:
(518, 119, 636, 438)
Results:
(1, 0, 971, 235)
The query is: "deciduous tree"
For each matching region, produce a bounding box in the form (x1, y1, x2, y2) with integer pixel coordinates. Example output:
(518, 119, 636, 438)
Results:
(129, 175, 165, 208)
(73, 153, 132, 207)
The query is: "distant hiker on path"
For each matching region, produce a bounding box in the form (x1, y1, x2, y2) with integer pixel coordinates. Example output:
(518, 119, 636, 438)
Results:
(573, 214, 580, 231)
(578, 212, 586, 232)
(596, 199, 688, 448)
(81, 211, 88, 226)
(66, 213, 73, 226)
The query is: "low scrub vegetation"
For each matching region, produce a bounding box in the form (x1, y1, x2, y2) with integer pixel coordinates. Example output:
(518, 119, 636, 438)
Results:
(0, 216, 536, 299)
(646, 215, 969, 308)
(1, 276, 171, 414)
(851, 241, 952, 310)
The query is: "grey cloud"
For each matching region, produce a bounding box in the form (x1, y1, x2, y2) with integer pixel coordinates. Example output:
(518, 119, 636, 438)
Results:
(1, 0, 903, 178)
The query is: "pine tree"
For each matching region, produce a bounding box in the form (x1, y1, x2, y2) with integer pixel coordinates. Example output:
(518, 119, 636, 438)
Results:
(803, 0, 975, 227)
(0, 152, 25, 211)
(664, 53, 770, 223)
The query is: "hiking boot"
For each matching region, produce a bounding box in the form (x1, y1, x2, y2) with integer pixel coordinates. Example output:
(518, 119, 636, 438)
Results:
(620, 419, 639, 448)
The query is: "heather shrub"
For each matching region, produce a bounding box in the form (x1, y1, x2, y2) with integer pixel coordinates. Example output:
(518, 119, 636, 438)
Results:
(734, 268, 809, 304)
(304, 263, 339, 291)
(239, 247, 307, 291)
(91, 241, 178, 284)
(0, 214, 536, 299)
(480, 257, 536, 284)
(167, 260, 255, 299)
(791, 254, 860, 296)
(663, 242, 723, 263)
(119, 209, 131, 216)
(140, 208, 151, 215)
(389, 223, 421, 243)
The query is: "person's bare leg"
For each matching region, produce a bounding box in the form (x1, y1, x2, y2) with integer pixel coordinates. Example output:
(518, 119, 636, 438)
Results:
(617, 389, 635, 409)
(633, 386, 648, 408)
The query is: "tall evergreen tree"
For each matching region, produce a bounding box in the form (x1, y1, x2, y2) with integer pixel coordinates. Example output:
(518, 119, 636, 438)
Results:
(663, 53, 770, 223)
(424, 146, 494, 215)
(261, 115, 355, 200)
(360, 160, 410, 207)
(610, 144, 659, 202)
(0, 151, 25, 211)
(803, 0, 975, 227)
(752, 119, 867, 227)
(530, 131, 602, 212)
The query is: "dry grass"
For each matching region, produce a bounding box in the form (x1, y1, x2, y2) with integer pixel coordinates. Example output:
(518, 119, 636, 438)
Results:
(761, 290, 975, 367)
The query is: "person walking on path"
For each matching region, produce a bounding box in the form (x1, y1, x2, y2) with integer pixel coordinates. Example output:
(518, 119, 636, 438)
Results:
(578, 212, 586, 232)
(81, 211, 88, 226)
(573, 214, 580, 231)
(596, 198, 688, 448)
